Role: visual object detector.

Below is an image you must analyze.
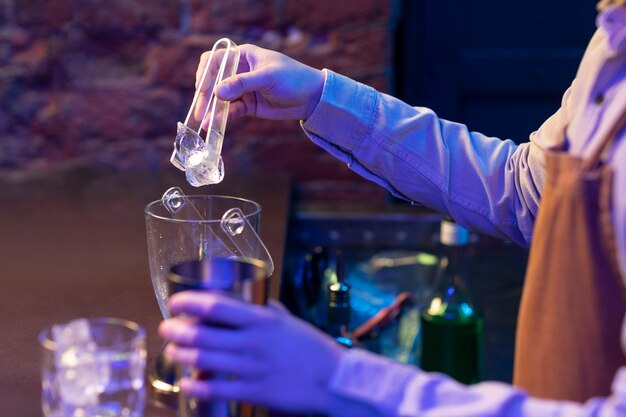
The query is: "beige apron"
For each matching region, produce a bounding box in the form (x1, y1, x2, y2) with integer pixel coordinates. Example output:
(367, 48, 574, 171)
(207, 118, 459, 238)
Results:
(513, 111, 626, 401)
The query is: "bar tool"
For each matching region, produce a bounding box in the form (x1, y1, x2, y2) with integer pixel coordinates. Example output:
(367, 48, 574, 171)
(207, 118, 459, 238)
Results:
(170, 38, 240, 187)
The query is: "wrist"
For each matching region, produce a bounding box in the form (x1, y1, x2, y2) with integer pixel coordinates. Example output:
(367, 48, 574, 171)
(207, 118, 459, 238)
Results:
(326, 349, 417, 417)
(312, 340, 349, 414)
(304, 69, 326, 121)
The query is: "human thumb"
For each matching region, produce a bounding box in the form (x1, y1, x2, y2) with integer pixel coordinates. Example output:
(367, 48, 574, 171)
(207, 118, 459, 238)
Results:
(215, 79, 236, 101)
(216, 72, 265, 101)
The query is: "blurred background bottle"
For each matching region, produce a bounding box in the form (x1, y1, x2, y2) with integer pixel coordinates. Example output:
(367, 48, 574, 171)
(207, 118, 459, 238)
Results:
(419, 217, 483, 384)
(325, 251, 353, 348)
(281, 245, 328, 325)
(327, 281, 353, 348)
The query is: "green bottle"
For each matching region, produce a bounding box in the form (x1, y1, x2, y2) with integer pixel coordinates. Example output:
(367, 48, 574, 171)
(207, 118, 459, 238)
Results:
(420, 217, 483, 384)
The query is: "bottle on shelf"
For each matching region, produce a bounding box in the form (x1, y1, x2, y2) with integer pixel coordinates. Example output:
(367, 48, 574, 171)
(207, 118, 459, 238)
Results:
(326, 251, 353, 348)
(281, 245, 328, 325)
(419, 217, 483, 384)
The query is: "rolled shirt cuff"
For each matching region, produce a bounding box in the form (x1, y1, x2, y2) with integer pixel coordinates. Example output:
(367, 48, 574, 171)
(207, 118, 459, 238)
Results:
(327, 348, 417, 417)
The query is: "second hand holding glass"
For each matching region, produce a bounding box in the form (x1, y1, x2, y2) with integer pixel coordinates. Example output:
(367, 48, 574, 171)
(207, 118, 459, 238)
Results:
(167, 257, 270, 417)
(145, 188, 274, 412)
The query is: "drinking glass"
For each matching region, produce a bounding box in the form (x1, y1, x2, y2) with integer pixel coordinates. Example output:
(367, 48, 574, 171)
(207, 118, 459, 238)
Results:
(144, 194, 267, 401)
(39, 317, 146, 417)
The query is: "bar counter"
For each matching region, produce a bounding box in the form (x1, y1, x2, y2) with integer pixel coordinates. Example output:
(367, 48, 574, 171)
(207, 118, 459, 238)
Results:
(0, 166, 291, 417)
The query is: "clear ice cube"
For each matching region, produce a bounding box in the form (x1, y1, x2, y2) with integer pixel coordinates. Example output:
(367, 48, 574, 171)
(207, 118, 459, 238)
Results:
(52, 319, 111, 408)
(174, 123, 225, 187)
(52, 318, 92, 349)
(185, 154, 224, 187)
(56, 348, 110, 407)
(174, 123, 206, 168)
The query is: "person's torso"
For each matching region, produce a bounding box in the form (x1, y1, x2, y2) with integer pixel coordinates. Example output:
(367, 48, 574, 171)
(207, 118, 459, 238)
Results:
(530, 6, 626, 280)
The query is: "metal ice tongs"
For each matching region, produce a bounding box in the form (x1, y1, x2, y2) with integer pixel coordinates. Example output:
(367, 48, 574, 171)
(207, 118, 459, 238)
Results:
(170, 38, 240, 185)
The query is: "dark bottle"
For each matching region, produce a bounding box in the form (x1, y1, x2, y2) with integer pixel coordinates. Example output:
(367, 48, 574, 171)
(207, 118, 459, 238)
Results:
(283, 251, 316, 321)
(327, 281, 353, 348)
(420, 217, 483, 384)
(281, 246, 328, 325)
(326, 251, 353, 348)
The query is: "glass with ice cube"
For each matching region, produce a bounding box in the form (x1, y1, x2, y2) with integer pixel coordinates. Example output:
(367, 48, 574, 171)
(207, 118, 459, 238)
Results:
(39, 317, 147, 417)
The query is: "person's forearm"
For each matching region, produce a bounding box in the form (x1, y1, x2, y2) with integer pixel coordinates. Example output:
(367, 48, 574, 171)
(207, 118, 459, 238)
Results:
(327, 349, 626, 417)
(302, 70, 548, 245)
(397, 366, 626, 417)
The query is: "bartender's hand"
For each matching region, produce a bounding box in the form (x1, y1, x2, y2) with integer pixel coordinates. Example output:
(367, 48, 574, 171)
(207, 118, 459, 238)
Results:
(159, 291, 346, 414)
(197, 44, 325, 121)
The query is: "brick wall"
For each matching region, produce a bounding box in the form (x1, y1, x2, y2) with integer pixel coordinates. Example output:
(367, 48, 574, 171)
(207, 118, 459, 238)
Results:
(0, 0, 394, 203)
